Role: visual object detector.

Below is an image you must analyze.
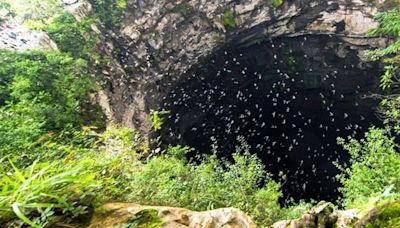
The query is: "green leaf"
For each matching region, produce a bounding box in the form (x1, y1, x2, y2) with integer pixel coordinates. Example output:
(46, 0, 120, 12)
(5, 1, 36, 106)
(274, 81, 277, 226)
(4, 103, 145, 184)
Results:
(12, 203, 40, 228)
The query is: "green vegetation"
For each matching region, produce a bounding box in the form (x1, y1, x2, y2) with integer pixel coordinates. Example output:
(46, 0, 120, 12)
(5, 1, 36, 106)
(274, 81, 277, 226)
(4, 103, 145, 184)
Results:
(0, 48, 103, 226)
(0, 123, 307, 226)
(44, 13, 96, 59)
(124, 209, 164, 228)
(266, 0, 285, 7)
(367, 10, 400, 91)
(0, 4, 105, 226)
(0, 50, 100, 164)
(96, 134, 309, 226)
(0, 160, 99, 227)
(223, 9, 236, 29)
(90, 0, 127, 29)
(149, 110, 170, 131)
(127, 143, 283, 225)
(336, 128, 400, 208)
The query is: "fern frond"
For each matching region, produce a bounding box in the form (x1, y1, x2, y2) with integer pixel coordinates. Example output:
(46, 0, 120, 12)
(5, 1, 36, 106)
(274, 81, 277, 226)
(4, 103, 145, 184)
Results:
(369, 10, 400, 37)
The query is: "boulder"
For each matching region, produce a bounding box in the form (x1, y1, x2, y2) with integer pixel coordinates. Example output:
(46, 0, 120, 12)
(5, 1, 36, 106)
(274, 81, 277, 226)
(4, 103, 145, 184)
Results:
(353, 200, 400, 228)
(88, 203, 256, 228)
(272, 202, 359, 228)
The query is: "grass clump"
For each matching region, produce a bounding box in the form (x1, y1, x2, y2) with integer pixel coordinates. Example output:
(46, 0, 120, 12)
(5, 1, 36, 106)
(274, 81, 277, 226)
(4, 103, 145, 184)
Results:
(0, 159, 100, 227)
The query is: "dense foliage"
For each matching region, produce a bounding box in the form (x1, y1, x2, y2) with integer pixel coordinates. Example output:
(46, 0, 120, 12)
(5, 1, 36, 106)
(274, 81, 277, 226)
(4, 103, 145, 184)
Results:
(337, 128, 400, 208)
(44, 13, 96, 59)
(0, 4, 105, 226)
(0, 50, 98, 163)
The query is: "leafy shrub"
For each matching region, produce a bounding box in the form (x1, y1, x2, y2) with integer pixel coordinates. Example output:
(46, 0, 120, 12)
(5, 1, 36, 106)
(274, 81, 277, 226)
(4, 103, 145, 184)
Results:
(0, 50, 99, 165)
(0, 104, 45, 163)
(0, 50, 94, 129)
(50, 129, 289, 225)
(44, 13, 96, 59)
(336, 128, 400, 208)
(367, 10, 400, 93)
(99, 125, 140, 152)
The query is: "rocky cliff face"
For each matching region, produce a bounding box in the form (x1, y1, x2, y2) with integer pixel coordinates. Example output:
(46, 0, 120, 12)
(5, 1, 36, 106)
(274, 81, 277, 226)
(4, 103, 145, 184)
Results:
(90, 0, 389, 133)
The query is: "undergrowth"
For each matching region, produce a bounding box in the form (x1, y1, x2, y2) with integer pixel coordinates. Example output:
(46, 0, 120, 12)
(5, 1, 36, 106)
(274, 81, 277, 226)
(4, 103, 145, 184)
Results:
(0, 125, 308, 227)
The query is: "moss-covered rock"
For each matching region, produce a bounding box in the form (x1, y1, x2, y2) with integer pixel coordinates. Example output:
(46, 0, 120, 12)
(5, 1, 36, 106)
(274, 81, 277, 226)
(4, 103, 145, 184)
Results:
(272, 201, 359, 228)
(88, 203, 256, 228)
(124, 209, 164, 228)
(354, 200, 400, 228)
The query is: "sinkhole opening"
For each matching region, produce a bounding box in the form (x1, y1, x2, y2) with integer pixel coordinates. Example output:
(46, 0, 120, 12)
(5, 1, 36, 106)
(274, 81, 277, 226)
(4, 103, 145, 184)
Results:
(160, 35, 383, 203)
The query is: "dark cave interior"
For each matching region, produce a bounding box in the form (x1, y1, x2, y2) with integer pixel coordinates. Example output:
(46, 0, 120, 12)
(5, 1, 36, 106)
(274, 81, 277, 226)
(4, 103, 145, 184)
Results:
(160, 35, 383, 203)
